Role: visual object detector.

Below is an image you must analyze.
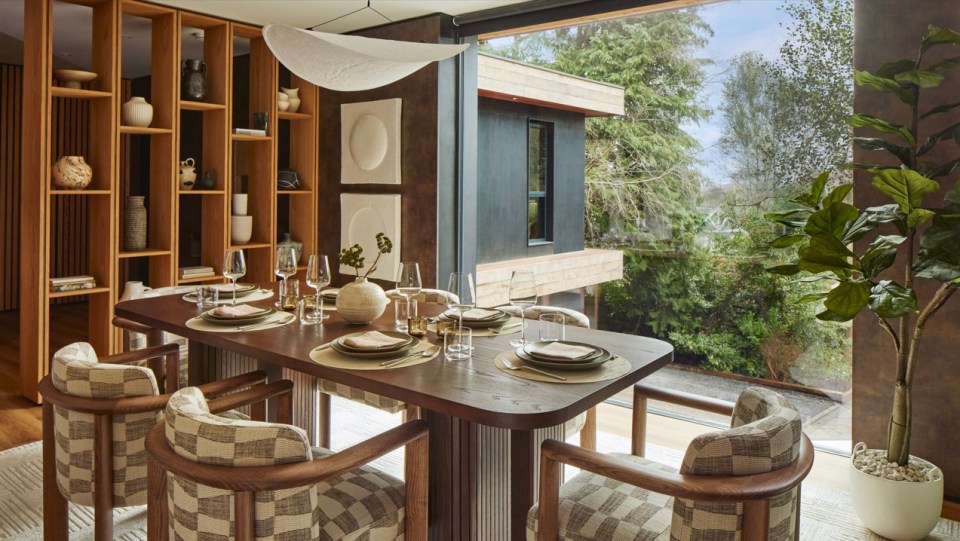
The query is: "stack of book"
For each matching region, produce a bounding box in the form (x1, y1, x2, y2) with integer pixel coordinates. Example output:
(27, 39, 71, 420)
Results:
(179, 266, 215, 280)
(233, 128, 266, 136)
(50, 275, 96, 292)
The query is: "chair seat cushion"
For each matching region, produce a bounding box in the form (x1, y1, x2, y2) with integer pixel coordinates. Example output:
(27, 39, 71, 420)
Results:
(310, 447, 406, 541)
(318, 379, 405, 414)
(527, 453, 675, 541)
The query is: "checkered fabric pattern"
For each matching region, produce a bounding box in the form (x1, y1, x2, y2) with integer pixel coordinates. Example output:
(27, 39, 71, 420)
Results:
(384, 288, 460, 305)
(526, 453, 676, 541)
(50, 342, 160, 508)
(495, 305, 591, 328)
(563, 411, 587, 438)
(317, 380, 405, 413)
(164, 387, 406, 541)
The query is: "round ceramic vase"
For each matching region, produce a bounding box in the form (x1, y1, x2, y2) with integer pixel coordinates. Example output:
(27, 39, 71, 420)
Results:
(335, 277, 388, 324)
(52, 155, 93, 190)
(122, 96, 154, 127)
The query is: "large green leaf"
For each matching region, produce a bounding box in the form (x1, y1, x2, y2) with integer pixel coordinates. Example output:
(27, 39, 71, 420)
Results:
(860, 235, 906, 278)
(849, 114, 915, 146)
(920, 101, 960, 119)
(907, 208, 935, 228)
(798, 234, 855, 277)
(918, 121, 960, 156)
(793, 171, 830, 208)
(871, 169, 940, 214)
(869, 280, 918, 318)
(852, 137, 911, 165)
(917, 158, 960, 179)
(797, 292, 829, 304)
(853, 70, 913, 105)
(894, 69, 945, 88)
(915, 211, 960, 282)
(875, 59, 917, 79)
(928, 56, 960, 71)
(766, 263, 801, 276)
(843, 204, 907, 243)
(770, 234, 806, 248)
(764, 208, 812, 228)
(804, 202, 859, 238)
(822, 184, 854, 207)
(921, 25, 960, 52)
(820, 281, 871, 321)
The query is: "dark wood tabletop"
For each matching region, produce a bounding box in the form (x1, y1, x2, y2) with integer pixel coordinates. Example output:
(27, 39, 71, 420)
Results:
(115, 287, 673, 429)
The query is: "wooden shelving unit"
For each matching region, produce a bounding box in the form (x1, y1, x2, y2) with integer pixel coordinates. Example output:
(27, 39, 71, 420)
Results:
(20, 0, 321, 403)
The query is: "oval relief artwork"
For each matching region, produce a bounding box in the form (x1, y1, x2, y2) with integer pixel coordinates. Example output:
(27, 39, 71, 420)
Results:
(349, 114, 389, 171)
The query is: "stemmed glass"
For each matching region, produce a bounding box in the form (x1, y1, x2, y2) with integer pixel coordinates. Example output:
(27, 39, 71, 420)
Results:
(508, 270, 538, 347)
(305, 254, 332, 323)
(446, 272, 476, 348)
(275, 246, 298, 297)
(396, 262, 422, 331)
(222, 249, 246, 306)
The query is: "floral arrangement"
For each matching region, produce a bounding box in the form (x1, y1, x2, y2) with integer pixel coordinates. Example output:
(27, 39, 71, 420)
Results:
(338, 232, 393, 279)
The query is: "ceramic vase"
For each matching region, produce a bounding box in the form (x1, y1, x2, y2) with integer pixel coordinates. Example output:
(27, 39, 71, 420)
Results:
(335, 277, 389, 324)
(281, 87, 300, 113)
(124, 196, 147, 251)
(52, 155, 93, 190)
(233, 193, 248, 216)
(277, 232, 303, 264)
(231, 216, 253, 244)
(179, 158, 196, 190)
(122, 96, 153, 127)
(181, 59, 208, 101)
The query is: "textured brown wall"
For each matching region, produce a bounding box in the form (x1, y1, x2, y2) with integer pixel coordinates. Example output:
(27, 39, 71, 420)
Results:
(317, 16, 447, 289)
(852, 0, 960, 498)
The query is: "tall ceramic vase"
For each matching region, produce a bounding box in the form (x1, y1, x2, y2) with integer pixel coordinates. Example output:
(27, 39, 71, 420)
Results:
(281, 87, 300, 113)
(124, 196, 147, 251)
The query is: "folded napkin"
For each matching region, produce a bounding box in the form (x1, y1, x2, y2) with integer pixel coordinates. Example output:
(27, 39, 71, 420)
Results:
(532, 342, 596, 360)
(458, 308, 501, 321)
(213, 304, 264, 317)
(343, 331, 407, 350)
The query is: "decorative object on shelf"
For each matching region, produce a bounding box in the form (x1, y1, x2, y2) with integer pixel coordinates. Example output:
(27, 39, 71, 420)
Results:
(253, 111, 269, 133)
(179, 158, 197, 190)
(231, 191, 252, 244)
(49, 275, 96, 293)
(179, 266, 215, 280)
(277, 168, 300, 190)
(51, 155, 93, 190)
(766, 25, 960, 541)
(233, 128, 267, 136)
(124, 196, 148, 251)
(278, 91, 288, 103)
(232, 193, 248, 216)
(336, 232, 391, 324)
(281, 87, 300, 113)
(340, 193, 400, 280)
(52, 69, 97, 89)
(341, 98, 401, 184)
(262, 25, 469, 92)
(121, 96, 153, 127)
(278, 100, 290, 112)
(119, 281, 151, 302)
(198, 169, 217, 190)
(181, 59, 207, 101)
(277, 232, 303, 264)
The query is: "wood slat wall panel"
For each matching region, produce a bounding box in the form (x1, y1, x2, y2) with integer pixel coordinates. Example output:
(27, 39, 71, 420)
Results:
(0, 64, 22, 310)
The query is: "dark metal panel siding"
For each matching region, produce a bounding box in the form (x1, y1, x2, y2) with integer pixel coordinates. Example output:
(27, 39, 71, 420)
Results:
(476, 97, 585, 264)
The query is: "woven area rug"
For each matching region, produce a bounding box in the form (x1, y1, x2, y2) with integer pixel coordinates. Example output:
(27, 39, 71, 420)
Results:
(2, 400, 959, 540)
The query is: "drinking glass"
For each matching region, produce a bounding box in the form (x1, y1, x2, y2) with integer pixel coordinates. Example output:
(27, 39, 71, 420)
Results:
(222, 249, 246, 306)
(539, 313, 566, 342)
(445, 272, 476, 348)
(508, 270, 537, 347)
(304, 254, 331, 323)
(275, 246, 298, 296)
(396, 262, 422, 331)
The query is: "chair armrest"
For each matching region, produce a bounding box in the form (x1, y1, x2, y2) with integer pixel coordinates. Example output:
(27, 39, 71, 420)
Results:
(38, 376, 170, 414)
(112, 316, 161, 338)
(206, 379, 293, 423)
(632, 382, 735, 456)
(197, 370, 269, 399)
(100, 343, 179, 366)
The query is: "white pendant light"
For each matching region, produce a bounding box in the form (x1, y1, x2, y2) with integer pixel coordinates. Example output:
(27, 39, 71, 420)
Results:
(262, 24, 470, 92)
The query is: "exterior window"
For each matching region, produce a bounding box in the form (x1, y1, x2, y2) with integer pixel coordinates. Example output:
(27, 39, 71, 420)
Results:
(527, 121, 552, 243)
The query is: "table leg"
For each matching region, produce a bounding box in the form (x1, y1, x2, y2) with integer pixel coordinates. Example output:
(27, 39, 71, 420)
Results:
(421, 409, 477, 541)
(510, 428, 535, 541)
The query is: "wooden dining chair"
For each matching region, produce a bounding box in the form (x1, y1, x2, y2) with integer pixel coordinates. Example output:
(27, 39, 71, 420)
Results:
(113, 315, 189, 391)
(146, 382, 429, 541)
(38, 341, 269, 541)
(529, 385, 814, 541)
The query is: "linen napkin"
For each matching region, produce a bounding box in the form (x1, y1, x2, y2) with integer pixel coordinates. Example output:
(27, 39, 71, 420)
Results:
(213, 304, 264, 317)
(531, 342, 596, 360)
(343, 331, 407, 350)
(457, 308, 502, 321)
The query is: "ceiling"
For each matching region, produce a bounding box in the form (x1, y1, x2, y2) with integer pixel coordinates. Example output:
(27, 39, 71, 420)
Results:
(0, 0, 535, 78)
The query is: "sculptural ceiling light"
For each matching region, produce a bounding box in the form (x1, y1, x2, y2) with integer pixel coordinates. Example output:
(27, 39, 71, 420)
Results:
(262, 24, 470, 92)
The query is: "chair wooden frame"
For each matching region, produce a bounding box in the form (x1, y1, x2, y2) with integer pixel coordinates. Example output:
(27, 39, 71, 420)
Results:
(536, 383, 815, 541)
(39, 341, 268, 541)
(146, 380, 430, 541)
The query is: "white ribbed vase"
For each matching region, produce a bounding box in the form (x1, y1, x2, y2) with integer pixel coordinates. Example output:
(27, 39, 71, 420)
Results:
(122, 96, 154, 127)
(335, 277, 388, 324)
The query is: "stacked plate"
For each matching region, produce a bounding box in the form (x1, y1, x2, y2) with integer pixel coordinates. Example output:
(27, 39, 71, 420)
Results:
(185, 283, 259, 301)
(515, 340, 612, 371)
(321, 287, 340, 301)
(330, 331, 420, 359)
(440, 308, 511, 329)
(199, 305, 275, 326)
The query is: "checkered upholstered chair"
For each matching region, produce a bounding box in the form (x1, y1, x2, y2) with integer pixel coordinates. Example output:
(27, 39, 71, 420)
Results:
(145, 383, 429, 541)
(314, 288, 457, 448)
(38, 342, 268, 541)
(529, 385, 814, 541)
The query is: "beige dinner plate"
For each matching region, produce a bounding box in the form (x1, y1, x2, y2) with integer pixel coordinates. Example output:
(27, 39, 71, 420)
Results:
(335, 331, 414, 353)
(200, 306, 275, 325)
(208, 282, 258, 295)
(440, 309, 511, 329)
(515, 346, 611, 371)
(522, 340, 604, 363)
(330, 336, 420, 359)
(321, 287, 340, 300)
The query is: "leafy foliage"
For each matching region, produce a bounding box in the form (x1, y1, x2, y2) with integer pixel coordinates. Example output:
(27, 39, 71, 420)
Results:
(338, 233, 392, 279)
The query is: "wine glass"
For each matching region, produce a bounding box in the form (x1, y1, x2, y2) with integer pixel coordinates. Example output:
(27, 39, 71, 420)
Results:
(396, 262, 422, 331)
(222, 249, 246, 306)
(508, 270, 538, 347)
(275, 246, 298, 298)
(305, 254, 332, 323)
(446, 272, 476, 358)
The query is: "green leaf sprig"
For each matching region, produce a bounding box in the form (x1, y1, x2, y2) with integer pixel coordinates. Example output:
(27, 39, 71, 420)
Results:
(338, 233, 393, 279)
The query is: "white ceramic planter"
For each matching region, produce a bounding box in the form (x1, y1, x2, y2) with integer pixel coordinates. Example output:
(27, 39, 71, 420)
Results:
(122, 96, 154, 127)
(335, 277, 388, 324)
(231, 216, 253, 244)
(232, 193, 248, 216)
(849, 442, 943, 541)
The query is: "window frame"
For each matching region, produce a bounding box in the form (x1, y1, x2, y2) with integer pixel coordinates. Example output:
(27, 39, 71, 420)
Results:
(527, 119, 554, 245)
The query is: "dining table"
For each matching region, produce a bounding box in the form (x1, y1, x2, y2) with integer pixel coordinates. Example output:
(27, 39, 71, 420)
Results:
(115, 284, 673, 541)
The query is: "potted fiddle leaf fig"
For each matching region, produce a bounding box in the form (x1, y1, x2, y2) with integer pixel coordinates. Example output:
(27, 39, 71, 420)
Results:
(766, 25, 960, 541)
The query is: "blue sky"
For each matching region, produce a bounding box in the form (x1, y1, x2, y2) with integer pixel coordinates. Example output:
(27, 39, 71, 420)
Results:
(688, 0, 794, 186)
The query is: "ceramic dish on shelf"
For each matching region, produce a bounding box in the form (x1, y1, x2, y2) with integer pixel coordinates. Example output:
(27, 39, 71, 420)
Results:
(522, 340, 604, 363)
(514, 346, 612, 371)
(330, 335, 419, 359)
(334, 331, 414, 353)
(52, 69, 98, 89)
